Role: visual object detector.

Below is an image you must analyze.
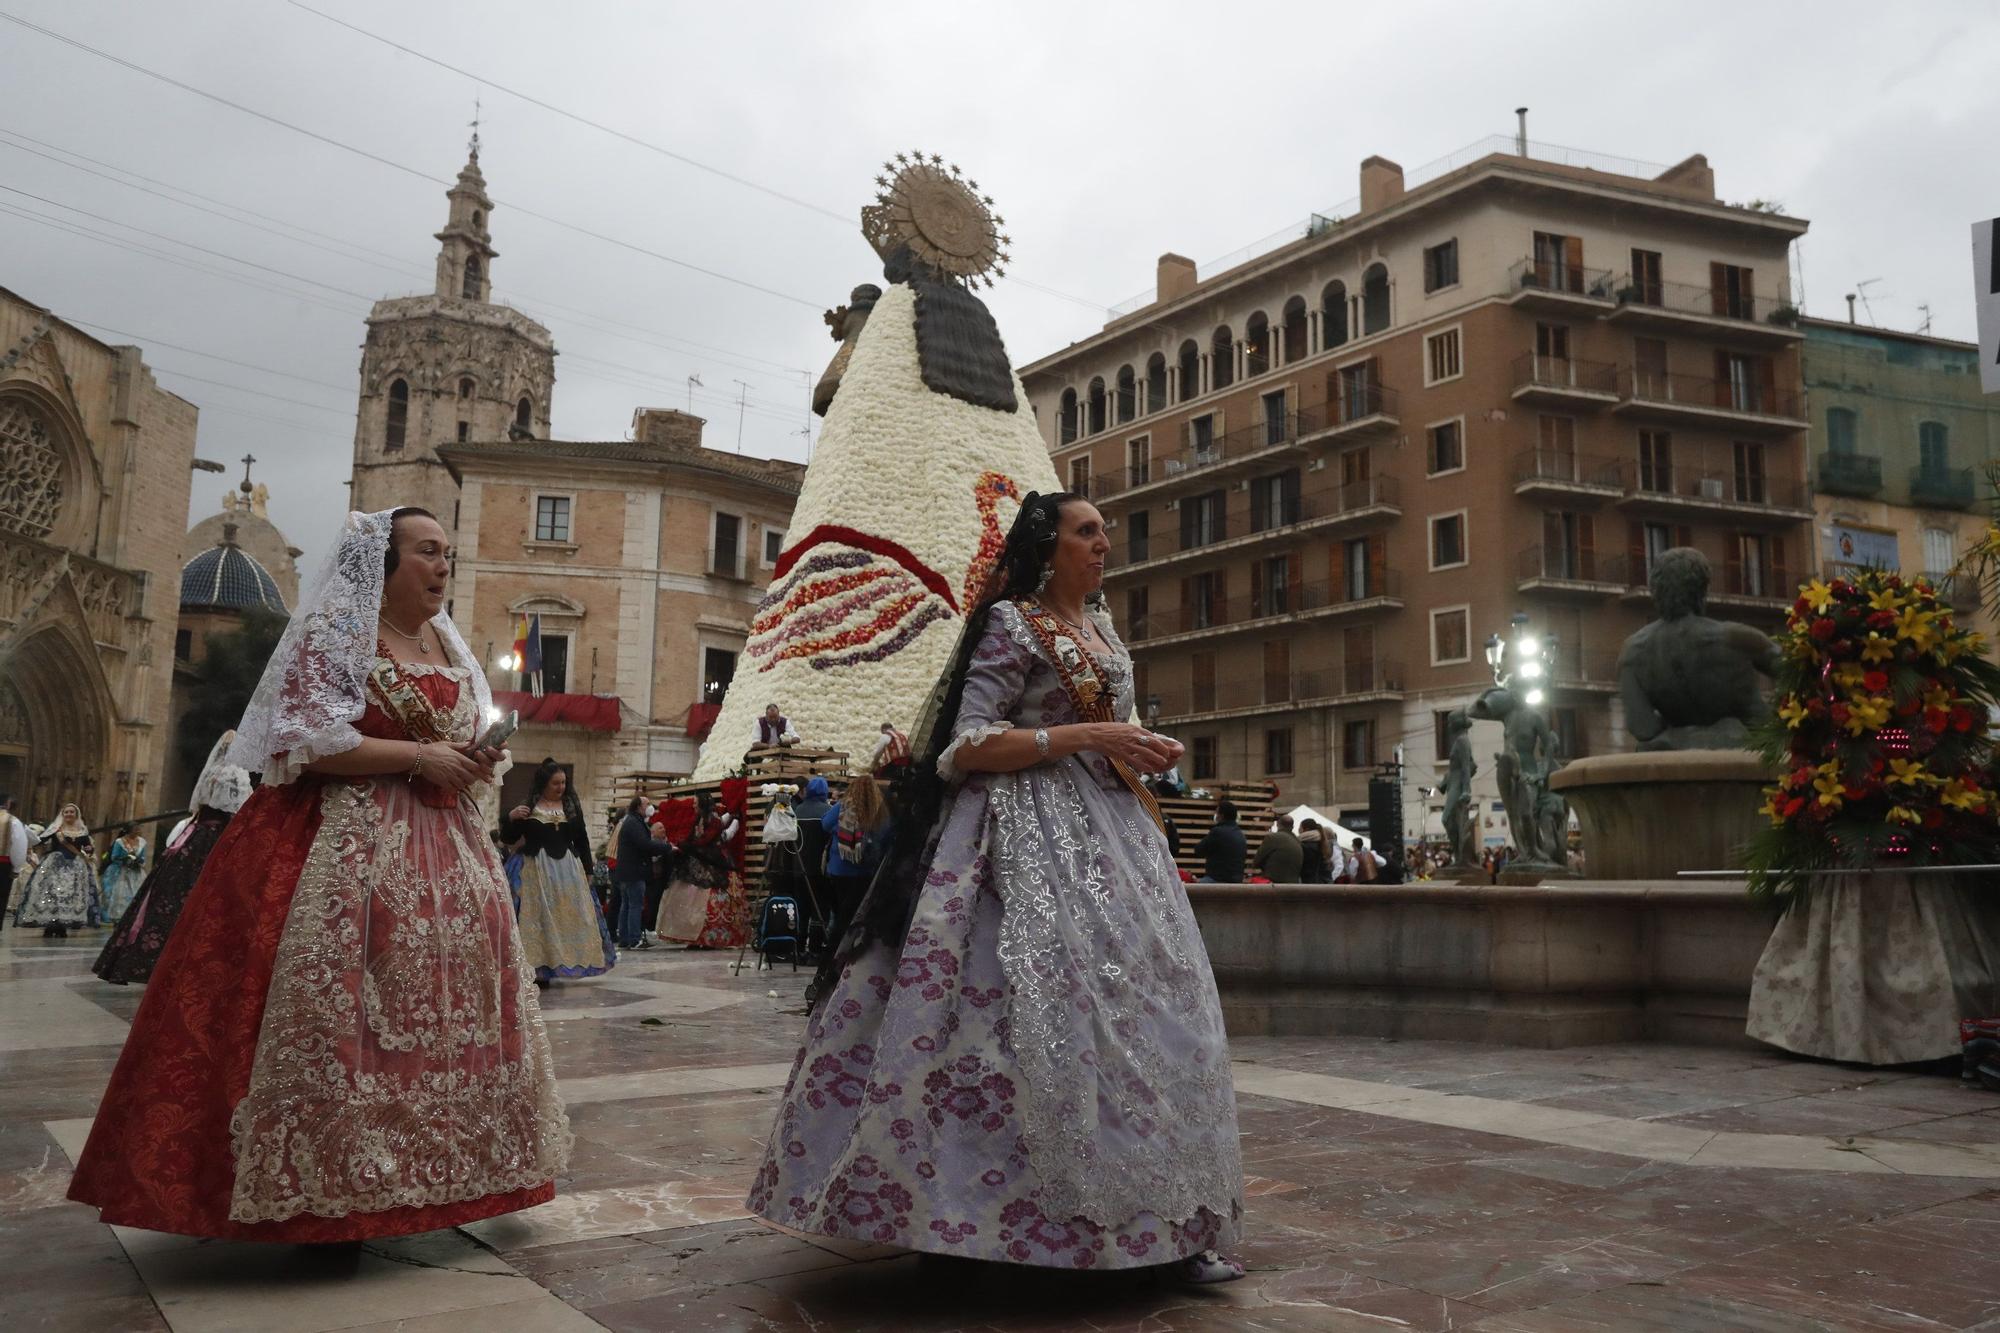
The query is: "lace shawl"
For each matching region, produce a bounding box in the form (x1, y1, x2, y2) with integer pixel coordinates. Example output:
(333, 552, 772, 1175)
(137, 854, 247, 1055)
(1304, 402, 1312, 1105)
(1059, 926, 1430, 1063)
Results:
(229, 510, 492, 783)
(188, 731, 254, 815)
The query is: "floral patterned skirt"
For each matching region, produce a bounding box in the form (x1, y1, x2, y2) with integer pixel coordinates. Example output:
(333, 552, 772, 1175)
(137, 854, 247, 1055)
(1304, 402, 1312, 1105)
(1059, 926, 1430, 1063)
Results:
(657, 862, 750, 949)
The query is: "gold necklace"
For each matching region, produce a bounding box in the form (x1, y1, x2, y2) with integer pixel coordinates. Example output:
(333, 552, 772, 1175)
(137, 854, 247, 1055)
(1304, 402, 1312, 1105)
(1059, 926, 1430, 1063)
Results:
(378, 612, 434, 654)
(1040, 598, 1097, 644)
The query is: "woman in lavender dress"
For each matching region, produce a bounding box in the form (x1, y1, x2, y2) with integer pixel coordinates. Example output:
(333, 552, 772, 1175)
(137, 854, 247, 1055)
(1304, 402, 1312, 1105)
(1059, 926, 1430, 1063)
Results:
(748, 492, 1245, 1283)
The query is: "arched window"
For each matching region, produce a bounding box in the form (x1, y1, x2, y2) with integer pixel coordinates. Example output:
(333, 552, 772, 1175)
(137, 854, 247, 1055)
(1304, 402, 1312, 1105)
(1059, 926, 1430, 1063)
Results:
(1361, 263, 1390, 335)
(1826, 406, 1857, 454)
(1245, 313, 1271, 377)
(1919, 420, 1949, 473)
(458, 376, 474, 399)
(1115, 365, 1136, 424)
(1058, 388, 1079, 444)
(385, 379, 408, 452)
(1146, 352, 1168, 413)
(462, 255, 482, 300)
(471, 209, 484, 231)
(1210, 325, 1235, 391)
(1086, 376, 1107, 435)
(1282, 296, 1308, 363)
(516, 396, 533, 432)
(1321, 281, 1348, 349)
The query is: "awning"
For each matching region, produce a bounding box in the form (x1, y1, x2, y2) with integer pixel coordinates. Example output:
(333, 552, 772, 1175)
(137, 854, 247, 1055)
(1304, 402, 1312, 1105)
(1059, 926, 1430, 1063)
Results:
(491, 690, 622, 733)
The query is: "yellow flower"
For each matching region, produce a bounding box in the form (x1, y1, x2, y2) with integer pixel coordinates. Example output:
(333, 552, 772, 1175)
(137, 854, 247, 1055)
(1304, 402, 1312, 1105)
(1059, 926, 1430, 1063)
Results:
(1942, 779, 1988, 812)
(1831, 662, 1867, 690)
(1859, 634, 1897, 664)
(1866, 584, 1905, 613)
(1925, 686, 1954, 712)
(1886, 805, 1923, 825)
(1895, 605, 1939, 652)
(1759, 790, 1786, 826)
(1843, 695, 1892, 735)
(1812, 765, 1846, 808)
(1777, 697, 1810, 730)
(1802, 579, 1836, 612)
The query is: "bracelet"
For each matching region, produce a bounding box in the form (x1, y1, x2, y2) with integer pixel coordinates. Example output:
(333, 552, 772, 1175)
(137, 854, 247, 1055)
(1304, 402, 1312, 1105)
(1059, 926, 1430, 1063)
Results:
(409, 745, 424, 782)
(1034, 728, 1051, 760)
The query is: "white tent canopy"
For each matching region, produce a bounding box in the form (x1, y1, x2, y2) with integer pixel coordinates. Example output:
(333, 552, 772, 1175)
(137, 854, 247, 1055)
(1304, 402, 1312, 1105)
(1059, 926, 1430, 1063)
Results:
(1279, 803, 1370, 851)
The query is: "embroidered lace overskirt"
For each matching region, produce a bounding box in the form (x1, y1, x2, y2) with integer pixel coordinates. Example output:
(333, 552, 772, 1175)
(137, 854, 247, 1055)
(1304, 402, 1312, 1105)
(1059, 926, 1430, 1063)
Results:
(748, 601, 1243, 1268)
(14, 850, 97, 927)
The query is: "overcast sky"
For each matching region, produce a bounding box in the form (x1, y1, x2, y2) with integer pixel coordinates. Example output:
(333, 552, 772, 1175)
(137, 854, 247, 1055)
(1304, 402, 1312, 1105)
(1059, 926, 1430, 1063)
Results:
(4, 0, 1995, 572)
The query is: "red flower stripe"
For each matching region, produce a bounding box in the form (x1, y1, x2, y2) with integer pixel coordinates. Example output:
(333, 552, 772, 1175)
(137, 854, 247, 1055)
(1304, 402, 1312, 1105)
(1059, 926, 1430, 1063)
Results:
(762, 592, 934, 668)
(774, 525, 958, 611)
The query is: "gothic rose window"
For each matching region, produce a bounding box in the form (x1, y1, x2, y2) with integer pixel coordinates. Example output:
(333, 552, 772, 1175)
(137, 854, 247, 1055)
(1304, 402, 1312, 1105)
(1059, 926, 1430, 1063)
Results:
(0, 399, 63, 538)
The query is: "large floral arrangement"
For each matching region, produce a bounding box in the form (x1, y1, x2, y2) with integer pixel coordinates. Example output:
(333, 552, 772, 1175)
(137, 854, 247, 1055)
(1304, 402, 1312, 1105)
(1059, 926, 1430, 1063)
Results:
(1745, 569, 2000, 904)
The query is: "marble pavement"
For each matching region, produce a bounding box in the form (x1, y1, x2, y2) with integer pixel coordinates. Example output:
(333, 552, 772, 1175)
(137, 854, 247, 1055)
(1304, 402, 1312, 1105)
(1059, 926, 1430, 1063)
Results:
(5, 927, 2000, 1331)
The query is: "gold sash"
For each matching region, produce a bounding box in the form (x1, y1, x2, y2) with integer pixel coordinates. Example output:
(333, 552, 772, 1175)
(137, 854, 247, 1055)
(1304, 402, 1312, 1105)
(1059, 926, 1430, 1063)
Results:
(367, 646, 455, 745)
(1015, 599, 1167, 839)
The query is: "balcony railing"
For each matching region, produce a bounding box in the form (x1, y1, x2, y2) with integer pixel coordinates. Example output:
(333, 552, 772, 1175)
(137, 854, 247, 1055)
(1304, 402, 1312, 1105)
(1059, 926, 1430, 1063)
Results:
(1507, 257, 1617, 300)
(1617, 369, 1803, 424)
(1160, 658, 1406, 718)
(1817, 450, 1883, 497)
(1513, 449, 1624, 491)
(1299, 382, 1400, 434)
(1549, 643, 1621, 689)
(1909, 465, 1976, 510)
(1611, 274, 1801, 328)
(1113, 473, 1401, 571)
(1922, 570, 1981, 612)
(1092, 412, 1305, 502)
(1511, 352, 1618, 398)
(1517, 545, 1631, 587)
(1616, 460, 1810, 513)
(1143, 570, 1404, 639)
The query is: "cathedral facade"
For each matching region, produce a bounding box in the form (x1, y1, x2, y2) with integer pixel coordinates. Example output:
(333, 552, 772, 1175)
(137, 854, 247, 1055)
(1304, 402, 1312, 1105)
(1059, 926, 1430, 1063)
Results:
(0, 286, 198, 824)
(349, 146, 556, 536)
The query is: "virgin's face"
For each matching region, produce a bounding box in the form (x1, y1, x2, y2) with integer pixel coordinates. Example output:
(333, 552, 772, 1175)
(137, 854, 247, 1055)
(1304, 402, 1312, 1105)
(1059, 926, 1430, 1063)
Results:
(61, 804, 78, 823)
(387, 514, 452, 619)
(542, 769, 568, 802)
(1050, 500, 1111, 595)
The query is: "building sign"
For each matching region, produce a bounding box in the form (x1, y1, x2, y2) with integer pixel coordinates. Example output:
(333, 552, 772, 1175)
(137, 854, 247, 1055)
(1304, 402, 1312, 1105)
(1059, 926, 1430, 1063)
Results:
(1976, 218, 2000, 394)
(1828, 523, 1900, 572)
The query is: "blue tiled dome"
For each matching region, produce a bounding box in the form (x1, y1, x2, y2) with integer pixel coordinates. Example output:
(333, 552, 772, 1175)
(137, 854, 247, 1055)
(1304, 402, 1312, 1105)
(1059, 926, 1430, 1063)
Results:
(180, 538, 288, 613)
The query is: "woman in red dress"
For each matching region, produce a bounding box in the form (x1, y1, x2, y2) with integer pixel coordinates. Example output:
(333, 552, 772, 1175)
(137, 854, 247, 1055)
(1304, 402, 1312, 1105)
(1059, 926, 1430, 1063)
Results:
(68, 508, 570, 1241)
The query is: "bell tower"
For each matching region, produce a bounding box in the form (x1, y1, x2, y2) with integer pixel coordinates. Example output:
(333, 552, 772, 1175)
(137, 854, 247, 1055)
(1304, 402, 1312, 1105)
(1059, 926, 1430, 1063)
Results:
(348, 131, 556, 538)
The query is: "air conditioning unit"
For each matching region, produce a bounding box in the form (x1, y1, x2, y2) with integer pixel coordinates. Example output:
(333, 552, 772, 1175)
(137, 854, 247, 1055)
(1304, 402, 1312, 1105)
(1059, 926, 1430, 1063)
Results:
(1308, 457, 1328, 472)
(1165, 499, 1181, 512)
(1698, 477, 1726, 500)
(1234, 479, 1251, 492)
(1103, 518, 1118, 530)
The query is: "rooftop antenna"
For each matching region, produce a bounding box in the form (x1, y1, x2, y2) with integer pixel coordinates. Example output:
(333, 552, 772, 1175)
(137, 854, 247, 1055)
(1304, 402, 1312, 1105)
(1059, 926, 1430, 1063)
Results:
(733, 379, 751, 453)
(686, 372, 703, 414)
(1916, 302, 1933, 335)
(1854, 278, 1884, 325)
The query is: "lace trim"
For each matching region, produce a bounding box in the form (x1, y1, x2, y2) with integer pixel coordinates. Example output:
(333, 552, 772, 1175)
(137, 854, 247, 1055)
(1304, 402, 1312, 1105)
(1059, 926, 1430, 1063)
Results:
(938, 722, 1014, 784)
(226, 680, 570, 1223)
(987, 759, 1242, 1230)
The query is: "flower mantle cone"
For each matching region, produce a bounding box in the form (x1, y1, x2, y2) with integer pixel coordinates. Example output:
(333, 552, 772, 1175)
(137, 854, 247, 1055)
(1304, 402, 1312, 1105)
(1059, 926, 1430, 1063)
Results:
(693, 281, 1059, 778)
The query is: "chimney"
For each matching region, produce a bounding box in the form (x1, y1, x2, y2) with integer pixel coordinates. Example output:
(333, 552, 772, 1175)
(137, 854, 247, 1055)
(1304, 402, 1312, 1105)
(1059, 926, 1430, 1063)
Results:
(1359, 156, 1405, 215)
(631, 408, 706, 451)
(1845, 293, 1857, 324)
(1515, 107, 1529, 156)
(1156, 253, 1197, 304)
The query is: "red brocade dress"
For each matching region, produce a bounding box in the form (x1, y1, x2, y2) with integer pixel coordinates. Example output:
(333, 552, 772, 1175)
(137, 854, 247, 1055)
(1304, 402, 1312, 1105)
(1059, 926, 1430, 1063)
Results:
(68, 661, 570, 1241)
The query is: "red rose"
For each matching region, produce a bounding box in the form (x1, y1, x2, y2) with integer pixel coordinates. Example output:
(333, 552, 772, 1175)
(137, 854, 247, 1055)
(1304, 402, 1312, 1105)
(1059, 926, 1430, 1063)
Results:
(1867, 610, 1897, 630)
(1810, 618, 1837, 641)
(1897, 696, 1923, 716)
(1830, 702, 1851, 727)
(1952, 707, 1977, 732)
(1863, 671, 1889, 692)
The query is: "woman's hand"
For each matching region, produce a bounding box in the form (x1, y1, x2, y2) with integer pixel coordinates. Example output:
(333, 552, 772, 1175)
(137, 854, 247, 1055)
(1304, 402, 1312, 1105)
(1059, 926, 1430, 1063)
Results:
(1084, 723, 1182, 775)
(508, 804, 532, 821)
(419, 742, 493, 794)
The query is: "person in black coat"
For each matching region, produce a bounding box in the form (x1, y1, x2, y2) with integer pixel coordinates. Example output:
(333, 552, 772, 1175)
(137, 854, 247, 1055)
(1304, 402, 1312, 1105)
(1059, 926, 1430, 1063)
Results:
(1193, 800, 1247, 883)
(611, 796, 676, 950)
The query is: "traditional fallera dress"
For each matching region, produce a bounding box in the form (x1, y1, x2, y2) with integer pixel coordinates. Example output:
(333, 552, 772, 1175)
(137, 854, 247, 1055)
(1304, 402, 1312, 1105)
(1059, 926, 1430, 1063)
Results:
(68, 642, 569, 1240)
(748, 599, 1244, 1268)
(656, 803, 751, 949)
(98, 836, 147, 922)
(506, 800, 616, 981)
(14, 825, 97, 932)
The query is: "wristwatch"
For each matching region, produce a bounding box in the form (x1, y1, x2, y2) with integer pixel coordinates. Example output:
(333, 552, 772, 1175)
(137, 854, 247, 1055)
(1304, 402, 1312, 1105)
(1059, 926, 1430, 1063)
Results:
(1033, 728, 1051, 760)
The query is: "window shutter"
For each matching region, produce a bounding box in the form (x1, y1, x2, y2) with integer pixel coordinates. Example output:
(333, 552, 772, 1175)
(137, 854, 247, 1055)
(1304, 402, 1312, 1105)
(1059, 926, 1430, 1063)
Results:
(1179, 576, 1192, 632)
(1628, 521, 1645, 575)
(1759, 357, 1777, 414)
(1724, 535, 1743, 595)
(1289, 549, 1304, 609)
(1713, 350, 1733, 409)
(1710, 262, 1728, 315)
(1579, 514, 1597, 580)
(1771, 535, 1789, 597)
(1250, 566, 1264, 618)
(1543, 511, 1562, 571)
(1214, 574, 1228, 626)
(1180, 501, 1196, 550)
(1329, 541, 1345, 596)
(1367, 534, 1387, 595)
(1563, 235, 1583, 290)
(1213, 491, 1228, 542)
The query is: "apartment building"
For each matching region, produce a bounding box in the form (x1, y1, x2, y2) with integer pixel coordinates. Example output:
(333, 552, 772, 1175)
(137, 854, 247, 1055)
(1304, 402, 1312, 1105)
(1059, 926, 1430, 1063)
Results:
(1804, 317, 1999, 641)
(1020, 143, 1810, 827)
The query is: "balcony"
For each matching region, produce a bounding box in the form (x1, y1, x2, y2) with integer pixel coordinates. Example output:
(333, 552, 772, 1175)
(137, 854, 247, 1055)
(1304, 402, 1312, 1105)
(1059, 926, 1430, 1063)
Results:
(1295, 383, 1400, 444)
(1131, 571, 1404, 649)
(1109, 474, 1401, 579)
(1923, 570, 1981, 613)
(1505, 257, 1618, 315)
(1620, 558, 1793, 615)
(1549, 644, 1621, 694)
(1615, 461, 1814, 523)
(1909, 465, 1977, 511)
(1606, 276, 1804, 346)
(1816, 450, 1883, 498)
(1517, 546, 1630, 598)
(1511, 353, 1620, 409)
(1613, 370, 1807, 434)
(1091, 412, 1309, 505)
(1154, 659, 1406, 724)
(1513, 449, 1625, 504)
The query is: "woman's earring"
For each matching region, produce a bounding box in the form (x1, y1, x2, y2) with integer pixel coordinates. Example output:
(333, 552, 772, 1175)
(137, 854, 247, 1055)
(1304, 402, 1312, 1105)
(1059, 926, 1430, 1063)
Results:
(1036, 563, 1054, 593)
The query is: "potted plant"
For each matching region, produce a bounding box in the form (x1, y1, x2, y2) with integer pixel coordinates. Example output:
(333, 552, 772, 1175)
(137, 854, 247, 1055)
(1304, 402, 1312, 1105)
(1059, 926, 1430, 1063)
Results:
(1768, 303, 1800, 327)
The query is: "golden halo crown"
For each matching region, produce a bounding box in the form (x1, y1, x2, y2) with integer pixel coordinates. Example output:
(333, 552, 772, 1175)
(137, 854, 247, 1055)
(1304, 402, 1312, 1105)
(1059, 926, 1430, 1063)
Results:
(862, 151, 1011, 290)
